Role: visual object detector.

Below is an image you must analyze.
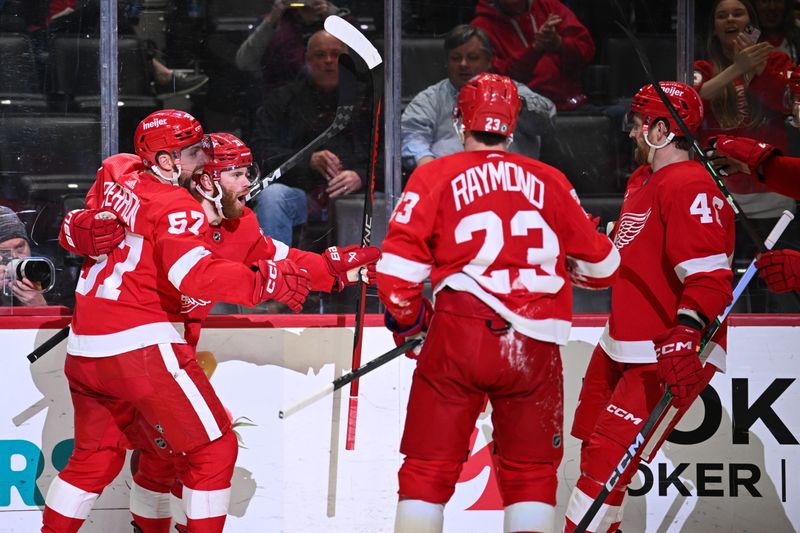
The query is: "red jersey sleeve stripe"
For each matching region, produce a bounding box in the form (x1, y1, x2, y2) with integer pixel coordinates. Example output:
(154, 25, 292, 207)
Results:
(377, 252, 432, 283)
(673, 253, 731, 283)
(168, 246, 212, 290)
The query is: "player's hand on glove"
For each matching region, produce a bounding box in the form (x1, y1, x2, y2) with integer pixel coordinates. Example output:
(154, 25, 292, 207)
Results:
(653, 325, 704, 407)
(61, 209, 125, 256)
(755, 249, 800, 293)
(706, 135, 779, 176)
(254, 259, 311, 312)
(323, 244, 382, 291)
(384, 297, 433, 359)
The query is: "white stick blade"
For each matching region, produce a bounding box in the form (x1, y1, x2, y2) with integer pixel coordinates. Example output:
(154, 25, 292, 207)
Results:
(324, 15, 382, 70)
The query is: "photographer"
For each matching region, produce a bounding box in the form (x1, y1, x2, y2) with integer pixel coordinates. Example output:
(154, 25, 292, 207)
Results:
(0, 206, 50, 307)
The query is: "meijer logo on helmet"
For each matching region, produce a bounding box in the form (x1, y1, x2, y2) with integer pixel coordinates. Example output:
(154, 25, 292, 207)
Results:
(142, 118, 168, 130)
(662, 85, 684, 97)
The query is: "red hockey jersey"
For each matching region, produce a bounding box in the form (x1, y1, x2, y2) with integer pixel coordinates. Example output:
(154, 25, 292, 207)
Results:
(377, 150, 619, 345)
(68, 154, 266, 357)
(602, 160, 735, 369)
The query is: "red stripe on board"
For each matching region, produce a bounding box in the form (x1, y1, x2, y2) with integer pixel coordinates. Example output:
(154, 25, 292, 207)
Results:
(0, 313, 797, 330)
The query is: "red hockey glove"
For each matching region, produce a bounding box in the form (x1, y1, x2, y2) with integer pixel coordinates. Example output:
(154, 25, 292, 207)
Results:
(254, 259, 311, 312)
(61, 209, 125, 256)
(653, 325, 704, 408)
(323, 244, 382, 291)
(384, 297, 433, 359)
(755, 249, 800, 293)
(707, 135, 780, 176)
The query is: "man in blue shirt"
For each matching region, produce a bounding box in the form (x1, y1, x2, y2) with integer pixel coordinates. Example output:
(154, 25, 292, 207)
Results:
(401, 24, 556, 169)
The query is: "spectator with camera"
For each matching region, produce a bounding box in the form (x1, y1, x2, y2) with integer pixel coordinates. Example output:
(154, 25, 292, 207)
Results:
(0, 206, 52, 307)
(402, 24, 556, 170)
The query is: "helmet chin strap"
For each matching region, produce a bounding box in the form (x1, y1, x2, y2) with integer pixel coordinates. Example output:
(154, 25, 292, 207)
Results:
(642, 122, 674, 165)
(150, 162, 182, 186)
(197, 181, 226, 219)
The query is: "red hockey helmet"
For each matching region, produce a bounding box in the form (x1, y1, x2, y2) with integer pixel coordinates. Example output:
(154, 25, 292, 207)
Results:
(133, 110, 205, 166)
(454, 73, 522, 138)
(200, 133, 259, 182)
(630, 81, 703, 137)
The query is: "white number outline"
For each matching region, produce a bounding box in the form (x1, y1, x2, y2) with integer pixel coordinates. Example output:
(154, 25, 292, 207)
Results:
(392, 192, 420, 225)
(690, 193, 724, 225)
(75, 234, 144, 301)
(168, 210, 205, 235)
(454, 210, 563, 294)
(484, 117, 502, 132)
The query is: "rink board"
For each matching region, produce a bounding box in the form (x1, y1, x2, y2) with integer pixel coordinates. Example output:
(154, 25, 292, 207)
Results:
(0, 314, 798, 532)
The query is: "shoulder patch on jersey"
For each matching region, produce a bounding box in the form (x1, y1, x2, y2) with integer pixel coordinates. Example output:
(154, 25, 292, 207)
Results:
(613, 208, 651, 250)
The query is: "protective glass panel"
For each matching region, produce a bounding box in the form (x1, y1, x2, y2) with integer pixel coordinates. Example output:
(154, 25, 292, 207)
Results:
(0, 2, 105, 313)
(696, 0, 800, 313)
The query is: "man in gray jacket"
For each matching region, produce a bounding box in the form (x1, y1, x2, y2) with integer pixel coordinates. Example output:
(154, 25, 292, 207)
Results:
(401, 24, 556, 169)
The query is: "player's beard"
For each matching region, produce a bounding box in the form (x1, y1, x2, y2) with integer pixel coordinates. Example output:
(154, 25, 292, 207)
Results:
(633, 141, 649, 166)
(220, 187, 246, 219)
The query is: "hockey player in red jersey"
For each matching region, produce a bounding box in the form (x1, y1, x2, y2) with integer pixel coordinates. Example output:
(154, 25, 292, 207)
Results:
(562, 82, 735, 533)
(43, 111, 314, 533)
(377, 73, 620, 533)
(128, 132, 382, 532)
(706, 134, 800, 293)
(60, 129, 382, 532)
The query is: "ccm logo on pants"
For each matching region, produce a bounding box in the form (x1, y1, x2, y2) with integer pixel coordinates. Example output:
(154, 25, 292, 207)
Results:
(607, 404, 643, 425)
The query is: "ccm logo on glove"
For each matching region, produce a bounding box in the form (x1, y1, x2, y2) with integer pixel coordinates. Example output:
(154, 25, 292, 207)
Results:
(654, 340, 695, 356)
(265, 261, 279, 293)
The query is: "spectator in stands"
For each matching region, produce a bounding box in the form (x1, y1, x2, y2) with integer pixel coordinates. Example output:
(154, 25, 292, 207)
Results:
(235, 0, 347, 96)
(249, 29, 368, 247)
(401, 24, 556, 169)
(755, 0, 800, 62)
(470, 0, 595, 111)
(0, 206, 47, 306)
(694, 0, 795, 216)
(23, 0, 207, 97)
(694, 0, 797, 311)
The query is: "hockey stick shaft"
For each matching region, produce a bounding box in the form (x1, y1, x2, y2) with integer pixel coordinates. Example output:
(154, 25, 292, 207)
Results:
(324, 14, 384, 451)
(573, 210, 794, 533)
(346, 95, 382, 450)
(278, 338, 420, 419)
(27, 325, 69, 363)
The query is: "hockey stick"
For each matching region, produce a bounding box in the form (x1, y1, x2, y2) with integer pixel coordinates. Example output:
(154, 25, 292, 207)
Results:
(324, 15, 384, 451)
(245, 53, 358, 201)
(572, 209, 794, 533)
(27, 324, 69, 363)
(278, 338, 421, 419)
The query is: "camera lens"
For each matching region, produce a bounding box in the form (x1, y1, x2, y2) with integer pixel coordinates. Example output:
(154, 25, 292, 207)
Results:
(11, 258, 53, 287)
